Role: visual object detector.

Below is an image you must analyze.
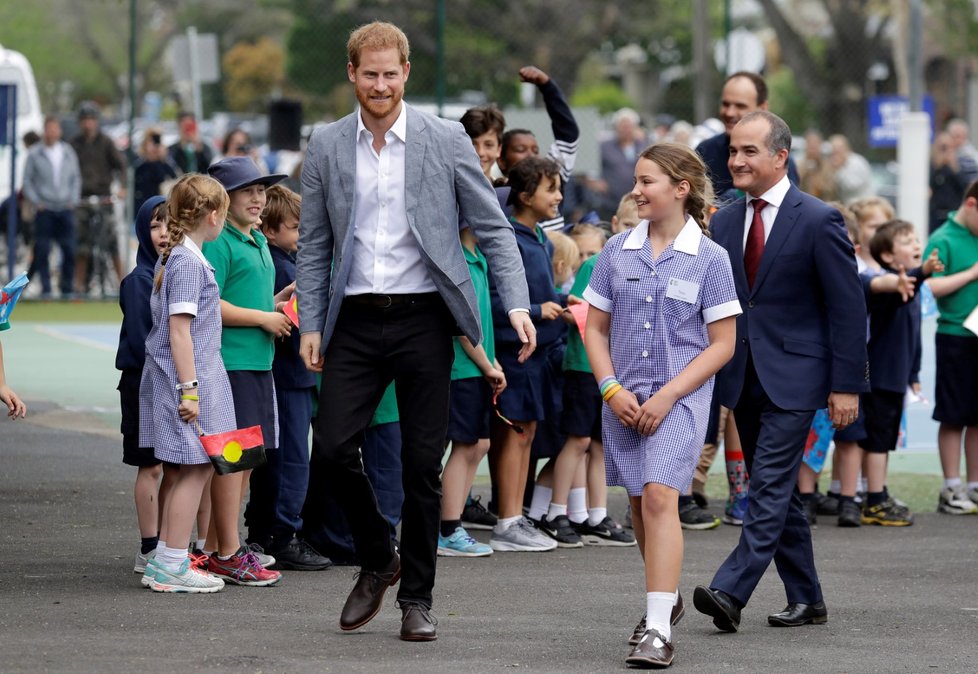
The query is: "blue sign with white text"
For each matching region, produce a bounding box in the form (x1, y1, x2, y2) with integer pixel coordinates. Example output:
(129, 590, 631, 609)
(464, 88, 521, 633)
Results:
(868, 95, 934, 148)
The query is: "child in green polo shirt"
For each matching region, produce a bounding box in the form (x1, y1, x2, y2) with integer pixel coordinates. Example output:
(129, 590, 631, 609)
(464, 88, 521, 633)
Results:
(201, 157, 292, 585)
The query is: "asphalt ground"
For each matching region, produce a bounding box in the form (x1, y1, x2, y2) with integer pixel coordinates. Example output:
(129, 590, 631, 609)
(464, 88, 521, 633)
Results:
(2, 407, 978, 674)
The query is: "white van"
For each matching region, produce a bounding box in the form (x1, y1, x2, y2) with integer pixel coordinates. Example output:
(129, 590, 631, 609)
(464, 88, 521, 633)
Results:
(0, 45, 44, 200)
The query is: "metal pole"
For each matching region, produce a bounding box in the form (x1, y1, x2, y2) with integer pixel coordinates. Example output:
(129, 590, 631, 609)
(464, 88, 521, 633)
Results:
(188, 26, 203, 122)
(693, 0, 711, 123)
(724, 0, 732, 76)
(436, 0, 446, 118)
(908, 0, 923, 112)
(6, 86, 16, 281)
(125, 0, 137, 273)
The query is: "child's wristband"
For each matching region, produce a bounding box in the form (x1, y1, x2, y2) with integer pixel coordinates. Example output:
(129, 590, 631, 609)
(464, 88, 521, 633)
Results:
(598, 375, 618, 390)
(180, 394, 199, 401)
(599, 377, 620, 397)
(602, 384, 623, 402)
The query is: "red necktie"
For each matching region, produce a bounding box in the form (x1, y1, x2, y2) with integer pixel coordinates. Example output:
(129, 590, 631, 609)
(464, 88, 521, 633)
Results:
(744, 198, 767, 289)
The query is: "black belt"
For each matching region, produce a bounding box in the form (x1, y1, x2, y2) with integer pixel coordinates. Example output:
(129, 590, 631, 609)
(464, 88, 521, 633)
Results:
(343, 292, 440, 309)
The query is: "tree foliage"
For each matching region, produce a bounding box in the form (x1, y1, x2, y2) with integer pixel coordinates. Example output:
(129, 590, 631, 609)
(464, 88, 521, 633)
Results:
(223, 38, 286, 112)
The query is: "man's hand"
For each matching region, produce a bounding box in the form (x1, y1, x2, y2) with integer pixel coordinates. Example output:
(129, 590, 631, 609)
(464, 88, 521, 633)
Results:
(509, 311, 537, 363)
(519, 66, 550, 86)
(828, 392, 859, 430)
(300, 332, 325, 373)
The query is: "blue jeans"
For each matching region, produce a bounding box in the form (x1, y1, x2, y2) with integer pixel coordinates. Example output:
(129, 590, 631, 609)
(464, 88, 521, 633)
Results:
(32, 209, 75, 295)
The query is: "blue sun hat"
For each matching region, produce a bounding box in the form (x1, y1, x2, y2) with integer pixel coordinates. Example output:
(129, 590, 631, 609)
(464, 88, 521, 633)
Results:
(207, 156, 287, 192)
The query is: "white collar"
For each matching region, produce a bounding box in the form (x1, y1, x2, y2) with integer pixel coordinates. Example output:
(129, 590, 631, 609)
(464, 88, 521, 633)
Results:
(751, 174, 791, 209)
(179, 236, 214, 270)
(623, 215, 703, 255)
(356, 103, 408, 143)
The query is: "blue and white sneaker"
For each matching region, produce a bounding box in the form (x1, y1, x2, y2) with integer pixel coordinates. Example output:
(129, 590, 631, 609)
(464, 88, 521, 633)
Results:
(151, 557, 225, 593)
(723, 492, 749, 526)
(140, 557, 161, 588)
(438, 527, 493, 557)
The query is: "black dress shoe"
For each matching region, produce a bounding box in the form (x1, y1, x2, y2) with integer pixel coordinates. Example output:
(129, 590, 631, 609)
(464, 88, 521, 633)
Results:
(625, 628, 674, 668)
(767, 601, 828, 627)
(693, 586, 741, 633)
(270, 538, 333, 571)
(628, 592, 686, 645)
(339, 553, 400, 631)
(837, 500, 862, 528)
(399, 601, 437, 641)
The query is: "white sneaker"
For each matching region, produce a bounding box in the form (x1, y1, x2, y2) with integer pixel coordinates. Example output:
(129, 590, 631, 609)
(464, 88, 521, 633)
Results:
(140, 558, 160, 588)
(134, 548, 155, 574)
(151, 558, 225, 593)
(937, 487, 978, 515)
(490, 518, 558, 552)
(967, 486, 978, 506)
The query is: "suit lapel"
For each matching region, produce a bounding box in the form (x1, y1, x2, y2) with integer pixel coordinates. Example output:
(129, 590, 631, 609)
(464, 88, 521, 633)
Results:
(751, 186, 802, 294)
(403, 106, 427, 228)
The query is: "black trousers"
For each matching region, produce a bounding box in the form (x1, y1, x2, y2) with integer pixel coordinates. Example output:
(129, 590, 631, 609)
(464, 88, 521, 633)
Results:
(312, 293, 454, 607)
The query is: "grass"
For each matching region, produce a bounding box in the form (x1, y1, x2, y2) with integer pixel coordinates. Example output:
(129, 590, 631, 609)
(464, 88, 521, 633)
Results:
(12, 299, 121, 323)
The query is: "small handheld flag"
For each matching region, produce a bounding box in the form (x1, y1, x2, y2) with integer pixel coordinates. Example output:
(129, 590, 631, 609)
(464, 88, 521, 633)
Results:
(0, 272, 29, 325)
(196, 423, 266, 475)
(283, 291, 299, 328)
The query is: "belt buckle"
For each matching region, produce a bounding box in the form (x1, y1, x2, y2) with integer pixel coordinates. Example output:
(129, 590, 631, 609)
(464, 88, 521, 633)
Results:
(378, 294, 393, 308)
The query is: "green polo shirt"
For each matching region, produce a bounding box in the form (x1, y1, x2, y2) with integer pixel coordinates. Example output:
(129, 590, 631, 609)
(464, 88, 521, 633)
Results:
(203, 223, 275, 370)
(923, 212, 978, 337)
(563, 254, 597, 373)
(451, 245, 495, 380)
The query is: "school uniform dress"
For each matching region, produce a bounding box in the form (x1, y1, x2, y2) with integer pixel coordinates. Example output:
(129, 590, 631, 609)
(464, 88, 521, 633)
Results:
(584, 217, 741, 494)
(139, 240, 236, 464)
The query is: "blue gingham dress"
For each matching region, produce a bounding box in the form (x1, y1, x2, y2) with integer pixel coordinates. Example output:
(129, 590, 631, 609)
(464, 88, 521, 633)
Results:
(583, 217, 741, 494)
(139, 242, 236, 464)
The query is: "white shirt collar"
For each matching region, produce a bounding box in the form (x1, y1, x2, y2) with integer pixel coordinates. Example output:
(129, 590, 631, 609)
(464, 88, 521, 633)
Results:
(623, 215, 703, 255)
(356, 103, 408, 144)
(752, 174, 791, 209)
(179, 236, 214, 270)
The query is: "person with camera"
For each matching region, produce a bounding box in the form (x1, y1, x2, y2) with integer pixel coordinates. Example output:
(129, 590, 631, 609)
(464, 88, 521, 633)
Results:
(133, 127, 179, 215)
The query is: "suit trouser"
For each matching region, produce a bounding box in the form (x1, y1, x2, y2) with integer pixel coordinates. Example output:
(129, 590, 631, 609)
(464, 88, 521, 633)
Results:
(710, 357, 823, 606)
(312, 294, 454, 607)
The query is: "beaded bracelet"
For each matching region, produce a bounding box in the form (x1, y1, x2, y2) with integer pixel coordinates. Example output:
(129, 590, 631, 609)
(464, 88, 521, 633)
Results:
(180, 394, 199, 401)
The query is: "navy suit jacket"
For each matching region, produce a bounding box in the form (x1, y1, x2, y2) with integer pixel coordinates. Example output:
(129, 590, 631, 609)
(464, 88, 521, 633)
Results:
(710, 184, 869, 410)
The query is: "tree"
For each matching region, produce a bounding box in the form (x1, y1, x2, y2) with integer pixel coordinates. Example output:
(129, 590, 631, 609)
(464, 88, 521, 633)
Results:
(223, 38, 286, 112)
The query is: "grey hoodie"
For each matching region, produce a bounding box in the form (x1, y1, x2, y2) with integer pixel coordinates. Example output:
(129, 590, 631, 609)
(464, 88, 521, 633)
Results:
(23, 141, 81, 210)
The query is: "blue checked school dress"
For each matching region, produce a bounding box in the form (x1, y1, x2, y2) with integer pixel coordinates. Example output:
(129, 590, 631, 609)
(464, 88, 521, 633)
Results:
(583, 217, 741, 494)
(139, 240, 236, 464)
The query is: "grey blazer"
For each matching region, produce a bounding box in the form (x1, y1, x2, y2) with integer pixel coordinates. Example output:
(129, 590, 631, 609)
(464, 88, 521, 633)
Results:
(295, 104, 530, 353)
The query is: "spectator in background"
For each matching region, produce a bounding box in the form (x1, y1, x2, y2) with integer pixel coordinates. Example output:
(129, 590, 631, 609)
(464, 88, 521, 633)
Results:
(71, 101, 126, 294)
(22, 116, 80, 300)
(945, 118, 978, 186)
(222, 127, 268, 172)
(829, 134, 875, 204)
(798, 129, 838, 202)
(930, 131, 969, 233)
(168, 111, 214, 175)
(133, 127, 178, 215)
(599, 107, 647, 218)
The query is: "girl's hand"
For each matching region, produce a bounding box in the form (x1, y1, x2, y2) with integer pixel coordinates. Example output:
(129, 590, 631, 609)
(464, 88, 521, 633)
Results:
(178, 397, 199, 423)
(540, 301, 563, 320)
(261, 311, 293, 338)
(485, 366, 507, 394)
(634, 389, 677, 436)
(0, 384, 26, 419)
(607, 388, 640, 428)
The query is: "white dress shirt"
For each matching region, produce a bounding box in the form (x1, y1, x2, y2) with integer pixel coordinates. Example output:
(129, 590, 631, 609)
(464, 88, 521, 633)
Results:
(741, 174, 791, 250)
(346, 104, 436, 295)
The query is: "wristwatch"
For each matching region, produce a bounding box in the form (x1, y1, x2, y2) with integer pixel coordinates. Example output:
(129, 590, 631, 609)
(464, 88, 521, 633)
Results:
(175, 380, 199, 391)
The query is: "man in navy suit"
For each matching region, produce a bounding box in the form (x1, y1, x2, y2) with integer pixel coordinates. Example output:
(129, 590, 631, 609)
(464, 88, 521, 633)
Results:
(693, 111, 869, 631)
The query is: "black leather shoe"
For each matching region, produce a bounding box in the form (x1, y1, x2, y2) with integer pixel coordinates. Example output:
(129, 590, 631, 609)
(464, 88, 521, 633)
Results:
(627, 592, 686, 645)
(693, 586, 741, 633)
(625, 628, 674, 668)
(339, 553, 400, 631)
(270, 538, 333, 571)
(837, 500, 862, 528)
(767, 601, 828, 627)
(399, 601, 437, 641)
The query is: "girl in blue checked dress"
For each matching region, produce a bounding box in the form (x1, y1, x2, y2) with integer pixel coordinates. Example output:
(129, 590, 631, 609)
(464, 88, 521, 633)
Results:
(138, 174, 234, 593)
(583, 144, 741, 668)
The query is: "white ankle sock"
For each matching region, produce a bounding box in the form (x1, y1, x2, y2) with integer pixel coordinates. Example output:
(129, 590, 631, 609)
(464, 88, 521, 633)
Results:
(154, 540, 166, 557)
(945, 477, 962, 489)
(829, 480, 841, 494)
(568, 488, 588, 524)
(587, 507, 607, 527)
(646, 592, 675, 641)
(527, 486, 553, 521)
(546, 503, 567, 521)
(157, 545, 189, 572)
(494, 516, 521, 534)
(195, 538, 206, 551)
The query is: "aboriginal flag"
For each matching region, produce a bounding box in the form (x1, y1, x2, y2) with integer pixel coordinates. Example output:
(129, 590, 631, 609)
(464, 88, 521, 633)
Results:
(199, 425, 266, 475)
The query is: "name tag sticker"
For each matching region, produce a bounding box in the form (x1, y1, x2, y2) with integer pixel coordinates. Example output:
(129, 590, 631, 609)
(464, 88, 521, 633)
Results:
(665, 277, 699, 304)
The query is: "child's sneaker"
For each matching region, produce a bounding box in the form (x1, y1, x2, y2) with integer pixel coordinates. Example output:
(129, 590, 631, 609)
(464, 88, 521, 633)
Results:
(140, 558, 161, 588)
(134, 548, 155, 574)
(537, 515, 584, 548)
(209, 547, 282, 586)
(937, 486, 978, 515)
(245, 542, 277, 569)
(437, 527, 493, 557)
(966, 486, 978, 506)
(576, 516, 636, 546)
(722, 493, 748, 526)
(189, 548, 209, 571)
(151, 557, 225, 593)
(861, 498, 914, 526)
(461, 495, 498, 531)
(490, 518, 557, 552)
(679, 501, 720, 530)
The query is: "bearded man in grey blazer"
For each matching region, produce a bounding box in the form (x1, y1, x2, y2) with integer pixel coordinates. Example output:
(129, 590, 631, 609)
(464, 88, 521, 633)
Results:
(296, 21, 535, 642)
